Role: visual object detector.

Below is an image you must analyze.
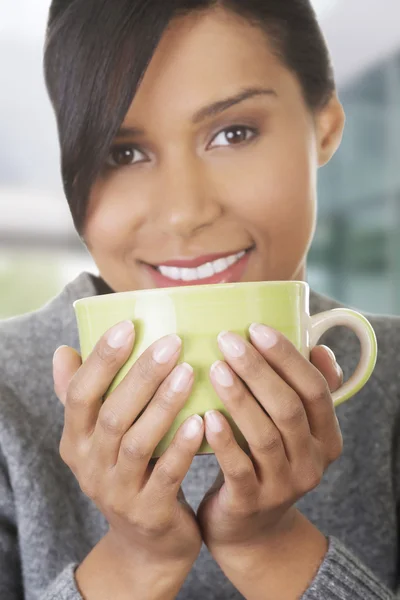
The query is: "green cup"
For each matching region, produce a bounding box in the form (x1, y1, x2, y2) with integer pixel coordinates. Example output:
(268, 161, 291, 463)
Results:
(74, 281, 377, 458)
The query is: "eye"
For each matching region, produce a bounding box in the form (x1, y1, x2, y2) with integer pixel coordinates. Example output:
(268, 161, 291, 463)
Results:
(209, 125, 257, 148)
(106, 145, 147, 168)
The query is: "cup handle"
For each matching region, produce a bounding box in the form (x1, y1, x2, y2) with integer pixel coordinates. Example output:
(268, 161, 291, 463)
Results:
(310, 308, 378, 408)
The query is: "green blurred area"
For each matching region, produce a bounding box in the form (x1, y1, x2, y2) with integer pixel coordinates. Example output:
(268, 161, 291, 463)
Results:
(0, 254, 64, 319)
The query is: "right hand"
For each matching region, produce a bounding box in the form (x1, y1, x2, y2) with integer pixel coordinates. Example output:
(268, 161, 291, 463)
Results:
(53, 320, 204, 568)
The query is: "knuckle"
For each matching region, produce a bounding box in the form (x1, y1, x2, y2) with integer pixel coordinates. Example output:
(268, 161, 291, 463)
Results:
(168, 437, 192, 460)
(136, 356, 157, 383)
(66, 379, 86, 410)
(95, 341, 120, 367)
(155, 461, 181, 488)
(154, 391, 176, 415)
(305, 470, 323, 492)
(59, 437, 73, 467)
(227, 461, 254, 484)
(244, 354, 265, 381)
(128, 501, 173, 536)
(278, 399, 306, 428)
(215, 431, 236, 453)
(225, 492, 258, 517)
(98, 407, 125, 436)
(253, 432, 282, 455)
(281, 353, 298, 374)
(269, 483, 294, 509)
(298, 464, 323, 493)
(105, 491, 131, 519)
(139, 515, 170, 537)
(309, 380, 331, 406)
(326, 433, 344, 463)
(120, 436, 151, 462)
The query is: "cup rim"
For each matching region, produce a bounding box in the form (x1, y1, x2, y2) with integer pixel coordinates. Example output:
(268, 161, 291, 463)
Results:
(73, 279, 309, 309)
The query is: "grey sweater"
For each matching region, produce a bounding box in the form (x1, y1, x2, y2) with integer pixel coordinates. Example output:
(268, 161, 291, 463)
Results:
(0, 271, 399, 600)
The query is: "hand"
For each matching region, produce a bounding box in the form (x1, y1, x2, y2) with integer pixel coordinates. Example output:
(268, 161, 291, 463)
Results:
(53, 321, 204, 569)
(197, 325, 343, 554)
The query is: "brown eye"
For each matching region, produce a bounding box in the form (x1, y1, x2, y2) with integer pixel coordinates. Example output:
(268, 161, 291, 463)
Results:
(106, 146, 146, 168)
(210, 126, 257, 148)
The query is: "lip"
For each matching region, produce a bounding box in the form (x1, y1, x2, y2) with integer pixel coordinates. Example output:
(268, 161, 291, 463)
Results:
(143, 247, 253, 288)
(148, 248, 252, 269)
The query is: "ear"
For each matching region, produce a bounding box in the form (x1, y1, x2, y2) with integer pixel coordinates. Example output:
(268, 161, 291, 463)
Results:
(315, 93, 345, 167)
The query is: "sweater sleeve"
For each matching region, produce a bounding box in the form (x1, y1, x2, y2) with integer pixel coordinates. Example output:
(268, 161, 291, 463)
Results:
(0, 433, 83, 600)
(41, 564, 83, 600)
(0, 444, 24, 599)
(301, 536, 394, 600)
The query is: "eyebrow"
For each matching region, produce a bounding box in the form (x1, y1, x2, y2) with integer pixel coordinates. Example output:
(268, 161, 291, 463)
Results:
(191, 87, 277, 124)
(115, 87, 277, 138)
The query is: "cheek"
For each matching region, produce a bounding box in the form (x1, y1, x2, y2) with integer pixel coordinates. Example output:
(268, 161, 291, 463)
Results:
(219, 138, 316, 235)
(84, 177, 146, 251)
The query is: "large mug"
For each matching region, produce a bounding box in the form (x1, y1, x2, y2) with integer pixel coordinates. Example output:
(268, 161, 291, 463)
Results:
(74, 281, 377, 458)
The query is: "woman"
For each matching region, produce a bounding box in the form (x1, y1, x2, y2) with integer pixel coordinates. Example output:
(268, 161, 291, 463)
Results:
(0, 0, 399, 598)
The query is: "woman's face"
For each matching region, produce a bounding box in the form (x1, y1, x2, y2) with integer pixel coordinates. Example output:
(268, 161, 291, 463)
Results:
(85, 8, 344, 292)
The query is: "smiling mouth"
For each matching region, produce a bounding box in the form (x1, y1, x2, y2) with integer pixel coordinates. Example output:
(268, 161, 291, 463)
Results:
(143, 246, 254, 287)
(158, 249, 249, 281)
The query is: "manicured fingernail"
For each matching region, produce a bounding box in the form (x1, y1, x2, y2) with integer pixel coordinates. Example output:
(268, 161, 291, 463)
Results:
(322, 345, 336, 364)
(183, 415, 203, 439)
(171, 363, 193, 392)
(153, 334, 182, 364)
(53, 345, 68, 367)
(218, 331, 245, 357)
(249, 323, 277, 348)
(211, 361, 234, 387)
(335, 362, 343, 380)
(205, 410, 223, 433)
(106, 321, 134, 349)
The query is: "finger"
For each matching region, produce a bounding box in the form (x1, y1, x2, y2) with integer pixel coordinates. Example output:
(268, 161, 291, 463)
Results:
(209, 361, 289, 476)
(92, 334, 183, 468)
(203, 410, 258, 507)
(217, 332, 311, 464)
(63, 320, 135, 440)
(310, 346, 343, 393)
(144, 414, 204, 505)
(53, 346, 82, 405)
(113, 362, 194, 483)
(248, 324, 339, 445)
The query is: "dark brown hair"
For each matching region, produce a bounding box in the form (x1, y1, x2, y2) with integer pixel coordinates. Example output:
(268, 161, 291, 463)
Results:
(43, 0, 335, 234)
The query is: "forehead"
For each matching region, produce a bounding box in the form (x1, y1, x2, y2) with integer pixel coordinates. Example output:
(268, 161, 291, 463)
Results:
(122, 8, 294, 124)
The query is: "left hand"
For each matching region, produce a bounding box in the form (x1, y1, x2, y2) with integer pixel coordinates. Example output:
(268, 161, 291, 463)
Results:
(197, 324, 344, 553)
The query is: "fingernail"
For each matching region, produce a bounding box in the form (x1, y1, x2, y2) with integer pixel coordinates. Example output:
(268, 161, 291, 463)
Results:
(211, 361, 234, 387)
(322, 345, 336, 364)
(153, 334, 182, 364)
(106, 321, 135, 349)
(171, 363, 193, 392)
(335, 362, 343, 380)
(183, 415, 203, 439)
(205, 410, 223, 433)
(53, 345, 68, 367)
(249, 323, 277, 349)
(218, 331, 245, 358)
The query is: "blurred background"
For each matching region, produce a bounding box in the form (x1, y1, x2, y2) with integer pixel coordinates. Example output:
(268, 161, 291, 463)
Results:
(1, 0, 399, 319)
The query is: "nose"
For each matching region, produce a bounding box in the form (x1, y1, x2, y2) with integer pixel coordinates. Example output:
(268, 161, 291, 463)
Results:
(153, 160, 222, 238)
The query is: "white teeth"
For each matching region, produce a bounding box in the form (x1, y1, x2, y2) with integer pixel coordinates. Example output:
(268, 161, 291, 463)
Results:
(197, 263, 215, 279)
(158, 266, 182, 280)
(157, 250, 247, 282)
(213, 258, 229, 273)
(181, 267, 199, 281)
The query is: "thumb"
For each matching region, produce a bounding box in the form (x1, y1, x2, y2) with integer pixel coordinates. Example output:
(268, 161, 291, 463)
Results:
(53, 346, 82, 405)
